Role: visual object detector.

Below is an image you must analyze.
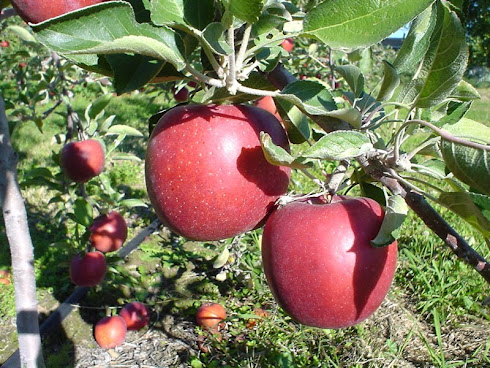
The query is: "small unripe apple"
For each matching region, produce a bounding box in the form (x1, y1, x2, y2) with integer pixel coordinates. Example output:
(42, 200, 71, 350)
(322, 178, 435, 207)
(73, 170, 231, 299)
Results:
(11, 0, 107, 24)
(60, 139, 105, 183)
(196, 303, 226, 332)
(70, 251, 106, 287)
(262, 196, 397, 329)
(119, 301, 150, 330)
(0, 269, 11, 285)
(89, 211, 128, 253)
(173, 86, 189, 102)
(145, 104, 291, 241)
(1, 40, 9, 48)
(280, 38, 294, 53)
(94, 315, 127, 349)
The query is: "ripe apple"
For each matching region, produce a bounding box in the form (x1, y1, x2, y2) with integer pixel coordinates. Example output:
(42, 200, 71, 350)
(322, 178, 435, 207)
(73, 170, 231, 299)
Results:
(119, 301, 150, 330)
(261, 196, 398, 329)
(11, 0, 106, 24)
(1, 40, 9, 47)
(280, 38, 294, 53)
(60, 139, 105, 183)
(145, 104, 291, 241)
(0, 269, 11, 285)
(89, 211, 128, 253)
(255, 96, 282, 123)
(94, 315, 127, 349)
(173, 86, 189, 102)
(196, 303, 226, 332)
(70, 251, 106, 287)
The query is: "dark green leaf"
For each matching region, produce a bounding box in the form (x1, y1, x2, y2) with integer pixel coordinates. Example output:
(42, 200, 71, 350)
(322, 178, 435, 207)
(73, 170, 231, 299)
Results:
(87, 94, 113, 120)
(279, 80, 337, 115)
(336, 65, 364, 98)
(448, 80, 481, 102)
(377, 61, 400, 102)
(303, 0, 434, 49)
(202, 23, 232, 56)
(107, 125, 144, 137)
(260, 132, 308, 169)
(229, 0, 265, 23)
(73, 198, 93, 227)
(275, 98, 311, 144)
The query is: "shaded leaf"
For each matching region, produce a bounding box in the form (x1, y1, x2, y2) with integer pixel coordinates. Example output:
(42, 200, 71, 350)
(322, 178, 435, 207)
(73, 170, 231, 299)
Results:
(73, 198, 93, 227)
(279, 80, 337, 115)
(107, 125, 144, 137)
(336, 65, 364, 98)
(377, 61, 400, 102)
(371, 195, 408, 247)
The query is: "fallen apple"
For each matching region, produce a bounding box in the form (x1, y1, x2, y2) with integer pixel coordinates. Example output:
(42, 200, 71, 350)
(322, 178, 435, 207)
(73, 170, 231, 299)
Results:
(60, 139, 105, 183)
(119, 301, 150, 331)
(94, 315, 127, 349)
(261, 196, 398, 329)
(89, 211, 128, 253)
(145, 104, 291, 241)
(0, 269, 11, 285)
(196, 302, 227, 332)
(70, 251, 106, 287)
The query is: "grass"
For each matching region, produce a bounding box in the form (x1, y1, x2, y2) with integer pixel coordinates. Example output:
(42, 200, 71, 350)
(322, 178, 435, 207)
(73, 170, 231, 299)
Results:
(1, 63, 489, 367)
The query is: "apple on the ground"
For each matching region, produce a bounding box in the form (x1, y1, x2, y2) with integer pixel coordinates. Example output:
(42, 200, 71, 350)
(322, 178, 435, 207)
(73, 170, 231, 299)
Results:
(119, 301, 150, 330)
(196, 303, 227, 332)
(94, 315, 127, 349)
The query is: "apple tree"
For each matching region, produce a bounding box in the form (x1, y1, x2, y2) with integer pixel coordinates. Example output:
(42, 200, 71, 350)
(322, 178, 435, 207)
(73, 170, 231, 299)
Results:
(1, 0, 489, 366)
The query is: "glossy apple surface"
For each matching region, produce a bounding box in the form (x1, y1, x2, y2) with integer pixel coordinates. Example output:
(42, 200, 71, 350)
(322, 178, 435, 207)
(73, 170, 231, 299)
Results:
(119, 301, 150, 330)
(280, 38, 294, 52)
(61, 139, 105, 183)
(94, 315, 127, 349)
(90, 211, 128, 253)
(145, 104, 291, 241)
(70, 251, 106, 287)
(262, 197, 398, 329)
(11, 0, 106, 24)
(196, 303, 226, 331)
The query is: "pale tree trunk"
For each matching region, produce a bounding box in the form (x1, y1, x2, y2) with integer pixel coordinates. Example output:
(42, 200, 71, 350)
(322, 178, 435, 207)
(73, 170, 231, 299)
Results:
(0, 95, 45, 368)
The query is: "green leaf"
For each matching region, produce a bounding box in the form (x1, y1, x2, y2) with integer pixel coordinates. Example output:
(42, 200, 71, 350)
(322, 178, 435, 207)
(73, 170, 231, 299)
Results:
(392, 4, 437, 73)
(449, 80, 481, 102)
(213, 247, 230, 269)
(260, 132, 308, 169)
(440, 118, 490, 195)
(303, 0, 434, 49)
(371, 195, 408, 247)
(398, 2, 468, 108)
(302, 130, 372, 160)
(439, 192, 490, 238)
(202, 23, 232, 56)
(119, 199, 148, 208)
(433, 101, 471, 128)
(377, 61, 400, 102)
(33, 2, 185, 71)
(6, 25, 37, 42)
(324, 108, 362, 129)
(279, 80, 337, 116)
(229, 0, 265, 23)
(150, 0, 215, 30)
(107, 125, 144, 137)
(87, 94, 113, 120)
(335, 65, 364, 98)
(73, 198, 93, 227)
(275, 99, 311, 144)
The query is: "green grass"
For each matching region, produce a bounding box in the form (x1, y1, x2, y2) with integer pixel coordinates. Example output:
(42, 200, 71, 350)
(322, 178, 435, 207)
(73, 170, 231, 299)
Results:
(465, 87, 490, 125)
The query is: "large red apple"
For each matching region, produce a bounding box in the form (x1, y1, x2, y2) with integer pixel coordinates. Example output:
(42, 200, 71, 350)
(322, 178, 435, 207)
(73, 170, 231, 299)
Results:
(70, 251, 106, 287)
(89, 211, 128, 253)
(11, 0, 106, 24)
(261, 196, 398, 329)
(196, 303, 226, 332)
(94, 315, 127, 349)
(119, 301, 150, 330)
(145, 104, 291, 241)
(60, 139, 105, 183)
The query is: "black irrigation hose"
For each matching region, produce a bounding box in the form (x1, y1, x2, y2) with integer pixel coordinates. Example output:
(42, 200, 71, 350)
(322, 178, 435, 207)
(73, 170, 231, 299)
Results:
(1, 218, 162, 368)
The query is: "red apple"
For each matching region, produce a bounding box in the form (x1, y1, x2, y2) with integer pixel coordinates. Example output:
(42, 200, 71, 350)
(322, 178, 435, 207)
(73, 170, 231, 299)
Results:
(255, 96, 282, 123)
(119, 301, 150, 330)
(173, 86, 189, 102)
(196, 303, 226, 332)
(280, 38, 294, 53)
(18, 62, 27, 69)
(60, 139, 105, 183)
(145, 104, 291, 241)
(11, 0, 106, 24)
(1, 40, 9, 48)
(261, 197, 398, 329)
(70, 251, 106, 287)
(89, 211, 128, 253)
(0, 269, 11, 285)
(94, 315, 127, 349)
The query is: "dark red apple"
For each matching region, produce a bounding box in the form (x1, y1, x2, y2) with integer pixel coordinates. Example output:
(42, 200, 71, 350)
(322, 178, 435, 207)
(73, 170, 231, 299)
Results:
(145, 104, 291, 241)
(60, 139, 105, 183)
(70, 251, 106, 287)
(280, 38, 294, 53)
(94, 315, 127, 349)
(255, 96, 282, 123)
(89, 211, 128, 253)
(119, 301, 150, 330)
(196, 303, 226, 332)
(173, 86, 189, 102)
(11, 0, 106, 24)
(261, 197, 398, 329)
(1, 40, 9, 47)
(0, 269, 11, 285)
